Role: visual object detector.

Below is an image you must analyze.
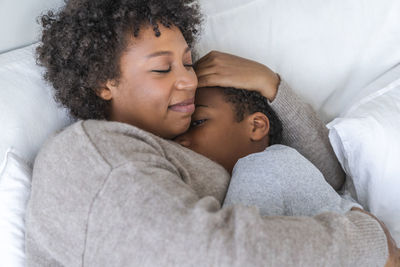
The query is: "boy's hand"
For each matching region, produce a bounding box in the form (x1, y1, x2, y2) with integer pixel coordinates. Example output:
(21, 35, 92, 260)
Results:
(351, 207, 400, 266)
(194, 51, 280, 101)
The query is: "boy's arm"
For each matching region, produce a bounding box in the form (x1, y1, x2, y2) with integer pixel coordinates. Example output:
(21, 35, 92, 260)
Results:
(269, 79, 345, 190)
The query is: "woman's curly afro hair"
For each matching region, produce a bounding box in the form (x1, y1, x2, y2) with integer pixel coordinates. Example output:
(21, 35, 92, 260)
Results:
(37, 0, 202, 120)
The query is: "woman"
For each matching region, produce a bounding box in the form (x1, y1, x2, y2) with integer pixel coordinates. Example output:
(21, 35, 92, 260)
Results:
(26, 0, 398, 266)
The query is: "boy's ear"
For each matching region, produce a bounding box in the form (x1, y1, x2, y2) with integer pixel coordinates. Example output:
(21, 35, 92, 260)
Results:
(96, 80, 118, 101)
(247, 112, 270, 142)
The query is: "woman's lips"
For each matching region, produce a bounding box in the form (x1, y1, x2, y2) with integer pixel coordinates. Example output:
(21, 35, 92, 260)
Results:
(168, 98, 195, 113)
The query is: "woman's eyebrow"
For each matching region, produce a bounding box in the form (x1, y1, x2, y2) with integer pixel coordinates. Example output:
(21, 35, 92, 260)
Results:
(146, 51, 172, 58)
(146, 47, 191, 58)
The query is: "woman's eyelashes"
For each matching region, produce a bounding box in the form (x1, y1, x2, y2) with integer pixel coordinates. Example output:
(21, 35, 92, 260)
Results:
(190, 118, 207, 128)
(151, 63, 193, 73)
(152, 66, 171, 73)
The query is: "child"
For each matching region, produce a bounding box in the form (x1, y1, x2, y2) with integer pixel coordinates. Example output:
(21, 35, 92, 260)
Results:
(174, 86, 360, 216)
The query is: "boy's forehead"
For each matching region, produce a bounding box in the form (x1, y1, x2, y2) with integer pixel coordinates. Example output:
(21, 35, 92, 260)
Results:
(195, 87, 225, 105)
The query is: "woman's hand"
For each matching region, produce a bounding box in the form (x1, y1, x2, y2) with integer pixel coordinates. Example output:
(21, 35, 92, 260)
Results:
(194, 51, 280, 101)
(351, 207, 400, 266)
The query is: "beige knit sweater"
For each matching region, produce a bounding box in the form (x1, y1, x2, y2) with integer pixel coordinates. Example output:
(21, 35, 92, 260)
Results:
(25, 81, 388, 266)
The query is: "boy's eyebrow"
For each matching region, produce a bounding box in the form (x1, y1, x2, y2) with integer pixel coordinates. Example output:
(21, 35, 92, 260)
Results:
(195, 104, 209, 108)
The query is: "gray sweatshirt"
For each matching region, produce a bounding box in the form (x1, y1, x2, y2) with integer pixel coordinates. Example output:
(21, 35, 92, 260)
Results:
(25, 81, 388, 266)
(223, 145, 361, 216)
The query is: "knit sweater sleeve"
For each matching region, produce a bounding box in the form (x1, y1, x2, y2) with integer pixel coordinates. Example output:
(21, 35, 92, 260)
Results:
(269, 79, 345, 190)
(25, 121, 389, 266)
(83, 154, 388, 266)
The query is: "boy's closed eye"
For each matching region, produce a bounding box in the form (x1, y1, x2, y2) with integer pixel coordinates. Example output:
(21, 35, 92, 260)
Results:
(190, 104, 210, 129)
(190, 118, 208, 128)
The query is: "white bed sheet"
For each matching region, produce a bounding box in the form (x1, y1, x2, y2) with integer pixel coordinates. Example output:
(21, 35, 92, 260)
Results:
(196, 0, 400, 122)
(1, 1, 400, 266)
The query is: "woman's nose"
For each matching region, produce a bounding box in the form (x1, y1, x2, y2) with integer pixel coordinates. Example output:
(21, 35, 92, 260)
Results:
(175, 67, 198, 91)
(174, 134, 191, 148)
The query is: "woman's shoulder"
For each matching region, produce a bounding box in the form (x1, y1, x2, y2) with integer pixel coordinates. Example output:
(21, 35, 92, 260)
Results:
(52, 119, 156, 140)
(40, 119, 165, 150)
(33, 120, 108, 169)
(35, 120, 86, 159)
(35, 119, 172, 169)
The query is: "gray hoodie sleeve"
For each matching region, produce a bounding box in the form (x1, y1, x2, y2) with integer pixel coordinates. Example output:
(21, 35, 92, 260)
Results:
(223, 145, 361, 216)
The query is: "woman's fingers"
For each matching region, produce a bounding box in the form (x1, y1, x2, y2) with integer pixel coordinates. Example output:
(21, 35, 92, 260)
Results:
(195, 50, 280, 100)
(195, 56, 225, 75)
(194, 63, 219, 78)
(194, 50, 218, 68)
(197, 73, 232, 88)
(195, 50, 233, 71)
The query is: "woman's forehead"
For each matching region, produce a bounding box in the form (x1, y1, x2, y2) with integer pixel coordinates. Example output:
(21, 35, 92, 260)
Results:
(125, 24, 188, 55)
(118, 24, 191, 70)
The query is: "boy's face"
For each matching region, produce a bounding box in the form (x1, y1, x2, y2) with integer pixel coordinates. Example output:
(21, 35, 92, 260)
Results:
(174, 87, 254, 174)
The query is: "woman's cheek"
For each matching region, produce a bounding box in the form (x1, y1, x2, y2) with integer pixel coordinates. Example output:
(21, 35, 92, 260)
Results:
(146, 81, 171, 107)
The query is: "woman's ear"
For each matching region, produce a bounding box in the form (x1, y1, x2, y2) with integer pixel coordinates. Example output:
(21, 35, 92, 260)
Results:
(247, 112, 270, 142)
(96, 80, 118, 101)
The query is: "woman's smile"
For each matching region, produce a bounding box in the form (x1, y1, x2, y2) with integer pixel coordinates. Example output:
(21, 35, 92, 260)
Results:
(168, 97, 195, 113)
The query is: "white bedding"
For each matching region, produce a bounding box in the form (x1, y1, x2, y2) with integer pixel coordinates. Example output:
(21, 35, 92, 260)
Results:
(0, 0, 64, 53)
(328, 66, 400, 244)
(0, 44, 72, 164)
(196, 0, 400, 122)
(1, 0, 400, 266)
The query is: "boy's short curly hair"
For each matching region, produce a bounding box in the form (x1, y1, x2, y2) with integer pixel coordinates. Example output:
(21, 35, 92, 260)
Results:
(37, 0, 202, 120)
(222, 88, 283, 145)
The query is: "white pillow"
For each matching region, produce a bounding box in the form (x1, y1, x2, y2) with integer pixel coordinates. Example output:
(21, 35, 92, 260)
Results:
(0, 43, 73, 267)
(196, 0, 400, 122)
(0, 148, 32, 266)
(0, 0, 65, 53)
(328, 73, 400, 244)
(0, 44, 73, 165)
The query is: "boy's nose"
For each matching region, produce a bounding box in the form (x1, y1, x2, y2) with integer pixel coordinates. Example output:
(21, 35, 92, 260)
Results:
(174, 135, 191, 148)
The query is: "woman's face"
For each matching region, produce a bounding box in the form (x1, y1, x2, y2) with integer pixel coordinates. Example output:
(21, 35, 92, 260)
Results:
(102, 24, 197, 139)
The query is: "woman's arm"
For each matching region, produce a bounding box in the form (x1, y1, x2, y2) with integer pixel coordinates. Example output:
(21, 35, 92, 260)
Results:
(84, 159, 388, 266)
(195, 51, 345, 190)
(351, 207, 400, 267)
(269, 79, 345, 190)
(26, 120, 392, 266)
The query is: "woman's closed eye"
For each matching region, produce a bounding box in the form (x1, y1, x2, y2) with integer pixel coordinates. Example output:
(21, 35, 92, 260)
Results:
(152, 66, 171, 73)
(184, 63, 194, 69)
(190, 119, 207, 128)
(152, 63, 193, 74)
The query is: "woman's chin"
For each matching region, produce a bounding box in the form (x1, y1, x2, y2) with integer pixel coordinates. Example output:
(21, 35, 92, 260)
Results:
(170, 120, 191, 139)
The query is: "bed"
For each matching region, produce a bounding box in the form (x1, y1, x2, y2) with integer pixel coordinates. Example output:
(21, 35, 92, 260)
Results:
(1, 0, 399, 265)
